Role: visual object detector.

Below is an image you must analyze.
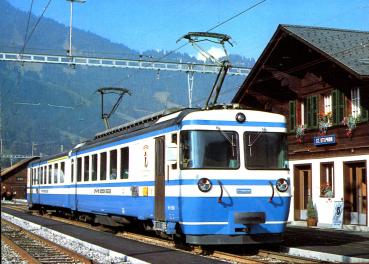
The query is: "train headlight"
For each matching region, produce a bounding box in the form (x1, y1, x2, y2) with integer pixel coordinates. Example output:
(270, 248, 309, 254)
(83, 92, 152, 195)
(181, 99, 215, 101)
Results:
(235, 112, 246, 123)
(276, 178, 289, 192)
(198, 178, 212, 192)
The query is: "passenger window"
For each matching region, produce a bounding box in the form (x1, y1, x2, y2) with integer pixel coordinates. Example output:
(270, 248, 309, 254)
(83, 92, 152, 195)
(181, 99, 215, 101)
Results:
(92, 154, 98, 181)
(54, 163, 58, 184)
(48, 165, 52, 184)
(77, 158, 82, 182)
(37, 168, 40, 184)
(100, 152, 107, 181)
(120, 147, 129, 179)
(60, 162, 65, 183)
(84, 156, 90, 182)
(110, 150, 117, 180)
(43, 166, 47, 184)
(71, 160, 74, 183)
(41, 167, 44, 185)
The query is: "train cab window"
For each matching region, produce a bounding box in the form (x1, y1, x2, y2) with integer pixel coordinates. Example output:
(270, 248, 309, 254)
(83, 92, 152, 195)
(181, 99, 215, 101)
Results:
(110, 150, 117, 180)
(180, 130, 239, 169)
(48, 165, 52, 184)
(60, 162, 65, 183)
(244, 132, 288, 170)
(92, 154, 98, 181)
(54, 163, 58, 184)
(77, 158, 82, 182)
(84, 156, 90, 182)
(120, 147, 129, 179)
(100, 152, 107, 181)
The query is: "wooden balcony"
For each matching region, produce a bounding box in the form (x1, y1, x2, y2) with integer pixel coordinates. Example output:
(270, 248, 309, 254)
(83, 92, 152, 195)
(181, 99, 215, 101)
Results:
(288, 122, 369, 160)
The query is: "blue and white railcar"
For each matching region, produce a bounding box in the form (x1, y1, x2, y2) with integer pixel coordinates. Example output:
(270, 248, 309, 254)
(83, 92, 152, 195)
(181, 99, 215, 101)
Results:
(27, 106, 291, 245)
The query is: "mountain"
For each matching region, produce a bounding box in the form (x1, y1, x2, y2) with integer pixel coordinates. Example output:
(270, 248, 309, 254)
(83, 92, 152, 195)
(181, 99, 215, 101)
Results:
(0, 0, 254, 166)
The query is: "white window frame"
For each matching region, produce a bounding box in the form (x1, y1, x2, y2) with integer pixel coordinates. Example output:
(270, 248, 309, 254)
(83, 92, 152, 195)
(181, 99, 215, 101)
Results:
(351, 87, 361, 118)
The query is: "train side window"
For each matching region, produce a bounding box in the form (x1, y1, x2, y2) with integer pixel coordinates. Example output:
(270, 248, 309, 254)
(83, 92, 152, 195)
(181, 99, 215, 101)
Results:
(120, 147, 129, 179)
(77, 158, 82, 182)
(92, 154, 98, 181)
(100, 152, 107, 181)
(71, 160, 74, 183)
(110, 150, 117, 180)
(41, 167, 44, 185)
(60, 162, 65, 183)
(37, 167, 40, 184)
(48, 165, 52, 184)
(54, 163, 58, 184)
(84, 156, 90, 182)
(43, 166, 47, 184)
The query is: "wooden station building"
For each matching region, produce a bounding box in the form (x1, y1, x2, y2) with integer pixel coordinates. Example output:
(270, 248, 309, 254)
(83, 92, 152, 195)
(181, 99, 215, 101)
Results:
(1, 157, 39, 200)
(233, 25, 369, 229)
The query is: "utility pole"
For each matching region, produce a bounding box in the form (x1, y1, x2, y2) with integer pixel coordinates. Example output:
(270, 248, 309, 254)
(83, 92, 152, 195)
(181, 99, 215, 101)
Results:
(66, 0, 86, 57)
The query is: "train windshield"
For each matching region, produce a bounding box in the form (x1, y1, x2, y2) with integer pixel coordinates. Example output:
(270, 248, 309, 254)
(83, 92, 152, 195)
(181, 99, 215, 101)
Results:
(244, 132, 288, 170)
(180, 130, 239, 169)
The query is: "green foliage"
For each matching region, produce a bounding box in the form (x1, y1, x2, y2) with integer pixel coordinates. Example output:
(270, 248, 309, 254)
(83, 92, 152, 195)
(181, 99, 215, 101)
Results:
(307, 197, 318, 218)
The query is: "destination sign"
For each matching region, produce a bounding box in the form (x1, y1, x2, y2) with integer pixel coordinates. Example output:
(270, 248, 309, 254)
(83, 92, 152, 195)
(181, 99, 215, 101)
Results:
(313, 134, 336, 146)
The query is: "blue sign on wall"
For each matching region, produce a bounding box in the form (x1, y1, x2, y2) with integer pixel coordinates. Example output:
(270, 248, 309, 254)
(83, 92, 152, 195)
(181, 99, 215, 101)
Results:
(313, 134, 336, 146)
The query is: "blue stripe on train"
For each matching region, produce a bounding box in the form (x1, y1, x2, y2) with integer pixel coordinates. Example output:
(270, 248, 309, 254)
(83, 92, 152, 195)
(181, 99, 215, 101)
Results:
(181, 120, 286, 128)
(30, 194, 290, 235)
(29, 179, 281, 189)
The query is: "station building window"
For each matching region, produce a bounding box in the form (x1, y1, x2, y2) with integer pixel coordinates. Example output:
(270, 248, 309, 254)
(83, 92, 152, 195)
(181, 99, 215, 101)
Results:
(120, 147, 129, 179)
(320, 162, 334, 198)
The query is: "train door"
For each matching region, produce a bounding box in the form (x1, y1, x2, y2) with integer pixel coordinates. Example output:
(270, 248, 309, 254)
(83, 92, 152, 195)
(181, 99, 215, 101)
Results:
(69, 158, 77, 210)
(35, 166, 41, 205)
(28, 168, 33, 205)
(343, 161, 367, 226)
(155, 136, 166, 222)
(293, 164, 312, 221)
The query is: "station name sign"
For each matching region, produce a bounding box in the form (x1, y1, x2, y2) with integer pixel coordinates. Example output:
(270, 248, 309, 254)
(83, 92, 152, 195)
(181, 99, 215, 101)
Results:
(313, 134, 336, 146)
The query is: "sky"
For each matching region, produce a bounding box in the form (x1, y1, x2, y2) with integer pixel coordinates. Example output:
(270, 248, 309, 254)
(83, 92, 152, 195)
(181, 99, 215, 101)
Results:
(7, 0, 369, 60)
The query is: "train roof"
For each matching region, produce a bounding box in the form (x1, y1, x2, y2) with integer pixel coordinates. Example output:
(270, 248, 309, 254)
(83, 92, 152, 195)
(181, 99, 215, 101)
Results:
(29, 151, 69, 166)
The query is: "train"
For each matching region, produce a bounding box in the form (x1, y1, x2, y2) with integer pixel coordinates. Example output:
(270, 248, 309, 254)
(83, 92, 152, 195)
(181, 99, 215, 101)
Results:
(27, 105, 291, 245)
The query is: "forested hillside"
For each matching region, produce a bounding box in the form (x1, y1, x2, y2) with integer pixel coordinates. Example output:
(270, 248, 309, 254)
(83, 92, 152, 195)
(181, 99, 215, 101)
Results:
(0, 0, 254, 166)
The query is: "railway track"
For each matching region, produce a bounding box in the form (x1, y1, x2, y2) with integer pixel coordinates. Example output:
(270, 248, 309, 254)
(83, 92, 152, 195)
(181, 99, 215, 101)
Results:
(2, 203, 322, 264)
(1, 218, 93, 264)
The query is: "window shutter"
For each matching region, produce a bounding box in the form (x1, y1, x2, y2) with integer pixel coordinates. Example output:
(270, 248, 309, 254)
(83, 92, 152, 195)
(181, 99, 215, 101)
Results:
(289, 100, 296, 132)
(332, 90, 345, 125)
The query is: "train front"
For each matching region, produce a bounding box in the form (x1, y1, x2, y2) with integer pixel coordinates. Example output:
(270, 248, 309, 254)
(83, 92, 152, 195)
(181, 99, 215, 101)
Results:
(177, 109, 291, 245)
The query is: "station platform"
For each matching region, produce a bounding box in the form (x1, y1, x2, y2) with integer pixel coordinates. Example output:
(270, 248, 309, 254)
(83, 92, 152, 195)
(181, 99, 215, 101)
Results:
(280, 224, 369, 263)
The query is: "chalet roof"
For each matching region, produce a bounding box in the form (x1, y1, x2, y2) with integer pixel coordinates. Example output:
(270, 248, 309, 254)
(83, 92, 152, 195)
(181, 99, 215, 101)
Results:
(232, 24, 369, 103)
(1, 157, 39, 179)
(282, 25, 369, 76)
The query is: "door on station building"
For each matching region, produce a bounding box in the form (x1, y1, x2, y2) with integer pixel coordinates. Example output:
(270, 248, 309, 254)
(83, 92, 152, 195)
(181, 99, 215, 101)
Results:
(155, 136, 166, 222)
(343, 161, 367, 226)
(294, 164, 312, 221)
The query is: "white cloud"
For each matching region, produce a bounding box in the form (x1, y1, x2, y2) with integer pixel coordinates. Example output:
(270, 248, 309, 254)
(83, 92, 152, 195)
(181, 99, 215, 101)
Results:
(196, 47, 226, 62)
